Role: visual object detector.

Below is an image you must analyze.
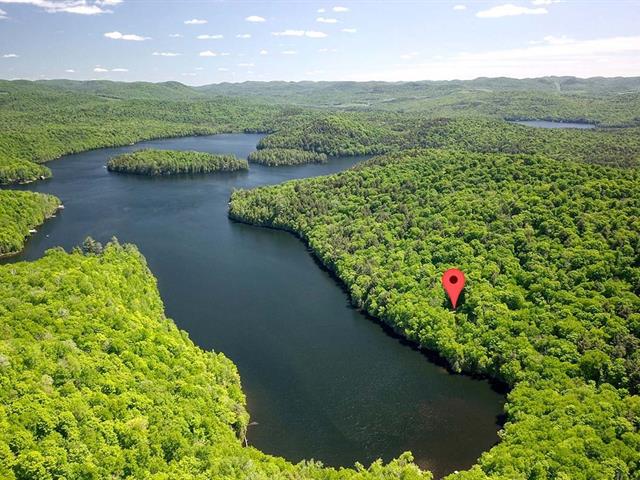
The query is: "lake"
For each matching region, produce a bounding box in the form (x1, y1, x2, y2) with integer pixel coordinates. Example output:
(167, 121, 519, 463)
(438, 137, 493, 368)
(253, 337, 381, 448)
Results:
(2, 134, 505, 479)
(511, 120, 596, 129)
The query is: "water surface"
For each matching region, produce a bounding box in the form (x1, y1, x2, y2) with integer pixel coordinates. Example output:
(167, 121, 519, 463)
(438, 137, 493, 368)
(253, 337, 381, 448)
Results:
(511, 120, 596, 129)
(2, 134, 505, 479)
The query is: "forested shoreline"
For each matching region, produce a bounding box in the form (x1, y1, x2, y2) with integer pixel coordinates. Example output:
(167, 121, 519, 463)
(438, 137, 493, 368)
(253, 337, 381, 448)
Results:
(0, 240, 429, 479)
(1, 77, 639, 480)
(230, 149, 640, 480)
(248, 148, 328, 166)
(107, 149, 248, 175)
(2, 78, 640, 184)
(0, 190, 60, 256)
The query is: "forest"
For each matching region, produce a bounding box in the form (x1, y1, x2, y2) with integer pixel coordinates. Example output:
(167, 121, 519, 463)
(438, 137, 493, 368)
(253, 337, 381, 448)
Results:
(0, 190, 60, 256)
(230, 149, 640, 480)
(1, 77, 639, 479)
(107, 149, 248, 175)
(0, 240, 428, 479)
(2, 78, 640, 184)
(248, 148, 328, 166)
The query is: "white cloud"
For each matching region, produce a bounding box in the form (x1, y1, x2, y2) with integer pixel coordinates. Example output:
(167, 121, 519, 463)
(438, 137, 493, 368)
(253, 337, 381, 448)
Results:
(281, 50, 297, 55)
(220, 52, 230, 56)
(104, 31, 150, 41)
(272, 29, 327, 38)
(181, 72, 196, 76)
(341, 27, 356, 33)
(245, 15, 265, 22)
(532, 0, 559, 4)
(93, 67, 108, 72)
(0, 7, 7, 18)
(237, 62, 254, 67)
(400, 51, 419, 60)
(453, 4, 466, 10)
(199, 50, 218, 57)
(332, 6, 349, 12)
(318, 47, 337, 53)
(184, 18, 207, 25)
(305, 30, 327, 38)
(111, 67, 127, 72)
(0, 0, 115, 15)
(476, 4, 547, 18)
(2, 53, 18, 58)
(218, 67, 229, 71)
(194, 67, 204, 70)
(272, 29, 304, 36)
(152, 51, 181, 57)
(530, 35, 573, 45)
(317, 7, 325, 13)
(347, 35, 640, 81)
(197, 34, 223, 40)
(169, 33, 183, 38)
(236, 33, 251, 38)
(65, 68, 75, 72)
(317, 16, 337, 23)
(96, 0, 122, 4)
(259, 49, 268, 55)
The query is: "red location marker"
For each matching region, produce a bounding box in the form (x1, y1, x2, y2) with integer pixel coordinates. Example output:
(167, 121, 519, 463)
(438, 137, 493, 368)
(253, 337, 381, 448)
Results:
(442, 269, 465, 310)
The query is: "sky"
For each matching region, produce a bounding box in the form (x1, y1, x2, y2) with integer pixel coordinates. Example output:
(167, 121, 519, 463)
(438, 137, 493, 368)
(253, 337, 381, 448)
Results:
(0, 0, 639, 84)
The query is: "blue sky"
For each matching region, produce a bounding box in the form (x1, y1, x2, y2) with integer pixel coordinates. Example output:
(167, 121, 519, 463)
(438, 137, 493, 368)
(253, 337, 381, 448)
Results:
(0, 0, 639, 84)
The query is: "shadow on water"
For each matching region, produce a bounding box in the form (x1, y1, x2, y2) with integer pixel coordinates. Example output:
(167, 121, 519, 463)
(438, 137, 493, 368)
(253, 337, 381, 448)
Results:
(2, 134, 506, 479)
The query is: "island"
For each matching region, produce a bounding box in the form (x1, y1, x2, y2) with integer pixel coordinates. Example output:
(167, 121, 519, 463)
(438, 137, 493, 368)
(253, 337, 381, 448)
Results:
(248, 148, 328, 166)
(107, 149, 249, 176)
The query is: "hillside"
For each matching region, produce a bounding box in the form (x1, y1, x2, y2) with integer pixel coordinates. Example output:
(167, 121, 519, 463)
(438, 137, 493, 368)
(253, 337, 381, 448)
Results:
(0, 190, 60, 256)
(0, 241, 429, 479)
(230, 149, 640, 479)
(2, 79, 640, 184)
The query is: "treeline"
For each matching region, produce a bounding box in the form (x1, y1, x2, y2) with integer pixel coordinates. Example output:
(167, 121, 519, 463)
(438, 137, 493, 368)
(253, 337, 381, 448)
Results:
(248, 148, 328, 166)
(0, 190, 60, 256)
(258, 114, 640, 168)
(107, 149, 248, 176)
(195, 77, 640, 126)
(2, 80, 640, 184)
(0, 159, 51, 185)
(0, 80, 294, 184)
(229, 149, 640, 480)
(0, 240, 429, 479)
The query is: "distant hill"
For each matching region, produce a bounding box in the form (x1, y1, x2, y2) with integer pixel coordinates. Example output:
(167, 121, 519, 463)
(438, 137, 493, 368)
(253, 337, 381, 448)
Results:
(27, 76, 640, 106)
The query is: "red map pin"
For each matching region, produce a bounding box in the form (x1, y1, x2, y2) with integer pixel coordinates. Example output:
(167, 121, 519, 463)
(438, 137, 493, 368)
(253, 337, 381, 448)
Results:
(442, 269, 465, 309)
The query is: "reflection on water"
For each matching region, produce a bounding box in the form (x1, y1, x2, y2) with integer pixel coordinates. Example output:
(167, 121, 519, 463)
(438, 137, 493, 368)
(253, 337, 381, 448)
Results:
(3, 134, 505, 479)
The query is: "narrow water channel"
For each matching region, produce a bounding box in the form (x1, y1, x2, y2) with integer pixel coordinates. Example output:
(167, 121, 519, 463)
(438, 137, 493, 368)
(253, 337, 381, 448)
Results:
(2, 134, 505, 478)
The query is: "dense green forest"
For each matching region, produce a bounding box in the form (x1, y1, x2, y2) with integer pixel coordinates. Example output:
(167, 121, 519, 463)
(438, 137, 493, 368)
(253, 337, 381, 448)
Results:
(258, 115, 640, 167)
(0, 190, 60, 256)
(2, 78, 640, 479)
(0, 240, 429, 479)
(248, 148, 328, 166)
(2, 78, 640, 183)
(230, 149, 640, 479)
(107, 149, 248, 176)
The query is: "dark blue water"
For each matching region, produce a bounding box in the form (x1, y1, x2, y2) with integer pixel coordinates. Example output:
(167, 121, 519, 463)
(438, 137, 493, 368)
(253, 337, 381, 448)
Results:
(512, 120, 596, 129)
(3, 134, 504, 478)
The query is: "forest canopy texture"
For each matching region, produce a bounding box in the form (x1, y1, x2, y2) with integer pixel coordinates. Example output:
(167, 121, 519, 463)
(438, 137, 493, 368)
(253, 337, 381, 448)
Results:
(1, 77, 640, 479)
(0, 241, 428, 480)
(107, 149, 248, 176)
(230, 149, 640, 480)
(0, 190, 60, 257)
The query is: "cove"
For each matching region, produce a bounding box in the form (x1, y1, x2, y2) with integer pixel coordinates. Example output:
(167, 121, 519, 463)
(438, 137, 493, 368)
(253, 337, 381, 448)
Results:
(2, 134, 505, 479)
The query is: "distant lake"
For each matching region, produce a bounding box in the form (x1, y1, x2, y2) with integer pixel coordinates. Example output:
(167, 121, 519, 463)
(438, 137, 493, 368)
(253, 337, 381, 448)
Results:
(2, 134, 505, 479)
(511, 120, 596, 129)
